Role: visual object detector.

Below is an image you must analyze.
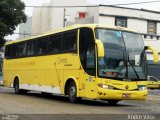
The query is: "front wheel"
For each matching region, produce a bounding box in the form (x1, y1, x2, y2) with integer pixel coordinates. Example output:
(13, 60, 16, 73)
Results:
(68, 82, 79, 103)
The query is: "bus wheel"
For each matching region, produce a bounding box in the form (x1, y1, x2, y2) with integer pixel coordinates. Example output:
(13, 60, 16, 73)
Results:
(68, 82, 78, 103)
(14, 79, 21, 94)
(107, 100, 119, 105)
(14, 79, 27, 94)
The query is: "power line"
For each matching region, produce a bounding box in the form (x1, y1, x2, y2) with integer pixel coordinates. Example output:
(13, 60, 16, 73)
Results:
(110, 0, 160, 6)
(24, 0, 160, 8)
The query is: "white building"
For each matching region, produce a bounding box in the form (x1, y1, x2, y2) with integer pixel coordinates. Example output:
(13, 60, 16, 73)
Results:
(98, 5, 160, 35)
(32, 7, 42, 35)
(32, 3, 50, 34)
(31, 2, 160, 37)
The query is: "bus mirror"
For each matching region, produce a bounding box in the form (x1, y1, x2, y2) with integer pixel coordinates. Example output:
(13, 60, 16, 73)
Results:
(95, 39, 104, 57)
(145, 46, 159, 63)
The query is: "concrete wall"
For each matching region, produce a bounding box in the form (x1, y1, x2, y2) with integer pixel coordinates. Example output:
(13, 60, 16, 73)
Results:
(128, 19, 147, 33)
(32, 7, 42, 34)
(99, 16, 115, 25)
(99, 6, 160, 21)
(49, 8, 64, 30)
(99, 6, 160, 34)
(87, 7, 99, 23)
(157, 22, 160, 34)
(41, 3, 50, 33)
(49, 0, 87, 30)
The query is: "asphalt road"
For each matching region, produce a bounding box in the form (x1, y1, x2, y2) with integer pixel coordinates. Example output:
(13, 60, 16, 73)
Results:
(0, 86, 160, 120)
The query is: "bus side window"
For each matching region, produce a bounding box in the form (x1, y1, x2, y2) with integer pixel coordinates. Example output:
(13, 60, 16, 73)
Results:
(5, 46, 9, 58)
(26, 40, 37, 56)
(79, 28, 95, 76)
(37, 37, 48, 55)
(49, 34, 62, 54)
(16, 42, 27, 57)
(12, 44, 17, 58)
(63, 30, 77, 52)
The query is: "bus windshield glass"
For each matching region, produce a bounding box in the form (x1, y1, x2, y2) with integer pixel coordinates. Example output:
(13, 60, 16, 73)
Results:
(96, 28, 147, 80)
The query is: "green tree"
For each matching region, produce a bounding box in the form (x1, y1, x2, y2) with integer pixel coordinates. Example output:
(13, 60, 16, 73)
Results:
(0, 0, 27, 48)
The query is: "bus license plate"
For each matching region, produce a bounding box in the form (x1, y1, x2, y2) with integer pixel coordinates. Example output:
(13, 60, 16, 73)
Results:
(122, 94, 131, 98)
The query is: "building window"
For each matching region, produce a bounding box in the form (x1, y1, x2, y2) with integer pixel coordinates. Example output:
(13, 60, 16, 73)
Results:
(148, 21, 157, 34)
(115, 17, 127, 27)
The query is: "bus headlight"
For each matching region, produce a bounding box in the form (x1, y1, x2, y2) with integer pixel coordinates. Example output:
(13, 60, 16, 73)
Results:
(98, 84, 114, 90)
(138, 86, 147, 90)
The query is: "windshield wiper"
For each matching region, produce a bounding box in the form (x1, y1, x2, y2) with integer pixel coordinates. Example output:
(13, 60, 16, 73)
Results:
(127, 52, 140, 80)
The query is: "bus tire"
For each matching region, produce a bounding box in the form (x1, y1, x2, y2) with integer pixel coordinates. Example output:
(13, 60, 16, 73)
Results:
(14, 79, 27, 94)
(14, 79, 21, 94)
(107, 100, 119, 105)
(68, 82, 78, 103)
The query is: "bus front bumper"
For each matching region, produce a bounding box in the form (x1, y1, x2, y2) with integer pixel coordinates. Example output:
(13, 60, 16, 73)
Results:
(96, 88, 148, 100)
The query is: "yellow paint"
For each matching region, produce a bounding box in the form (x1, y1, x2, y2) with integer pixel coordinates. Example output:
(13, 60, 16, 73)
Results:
(95, 39, 104, 57)
(146, 46, 159, 63)
(147, 81, 160, 89)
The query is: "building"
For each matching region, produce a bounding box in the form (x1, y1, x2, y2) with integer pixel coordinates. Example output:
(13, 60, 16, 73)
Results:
(32, 3, 50, 34)
(98, 5, 160, 34)
(30, 2, 160, 38)
(19, 17, 32, 39)
(49, 0, 89, 30)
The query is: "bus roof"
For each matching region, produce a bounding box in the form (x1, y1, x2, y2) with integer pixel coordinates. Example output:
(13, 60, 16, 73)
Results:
(5, 24, 137, 45)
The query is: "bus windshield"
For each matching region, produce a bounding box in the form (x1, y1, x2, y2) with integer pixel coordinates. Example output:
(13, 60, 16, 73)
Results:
(96, 28, 147, 80)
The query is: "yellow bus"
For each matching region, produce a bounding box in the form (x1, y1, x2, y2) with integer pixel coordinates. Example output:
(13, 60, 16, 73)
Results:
(3, 24, 158, 105)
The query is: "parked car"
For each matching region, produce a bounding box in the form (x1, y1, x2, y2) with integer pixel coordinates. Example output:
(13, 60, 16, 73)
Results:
(147, 76, 160, 90)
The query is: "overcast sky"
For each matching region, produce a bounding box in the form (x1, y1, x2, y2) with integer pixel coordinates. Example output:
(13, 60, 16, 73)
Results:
(6, 0, 160, 40)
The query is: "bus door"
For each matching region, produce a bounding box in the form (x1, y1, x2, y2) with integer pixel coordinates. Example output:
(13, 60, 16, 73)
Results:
(80, 45, 97, 98)
(79, 28, 97, 98)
